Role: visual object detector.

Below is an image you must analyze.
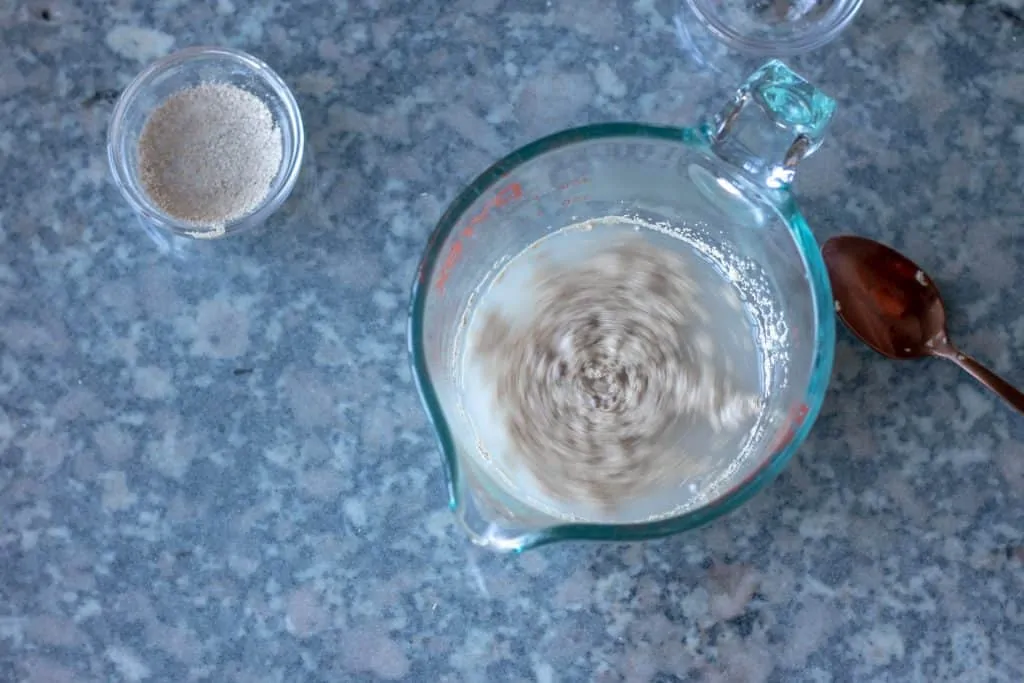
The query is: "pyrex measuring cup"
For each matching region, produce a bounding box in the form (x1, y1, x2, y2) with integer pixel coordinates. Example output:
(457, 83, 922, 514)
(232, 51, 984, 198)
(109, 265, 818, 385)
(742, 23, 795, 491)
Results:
(409, 61, 836, 551)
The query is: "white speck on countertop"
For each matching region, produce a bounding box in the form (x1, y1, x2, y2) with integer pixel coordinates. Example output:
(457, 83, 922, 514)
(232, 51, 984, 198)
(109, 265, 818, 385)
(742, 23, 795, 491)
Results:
(104, 25, 174, 62)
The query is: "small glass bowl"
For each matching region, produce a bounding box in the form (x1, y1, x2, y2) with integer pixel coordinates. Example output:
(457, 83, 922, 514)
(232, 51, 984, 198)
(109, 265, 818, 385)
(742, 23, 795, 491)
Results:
(686, 0, 863, 55)
(107, 46, 304, 240)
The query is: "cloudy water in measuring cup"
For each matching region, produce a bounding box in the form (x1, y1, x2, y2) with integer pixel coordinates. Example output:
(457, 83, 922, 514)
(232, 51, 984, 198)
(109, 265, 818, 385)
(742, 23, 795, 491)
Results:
(457, 216, 764, 523)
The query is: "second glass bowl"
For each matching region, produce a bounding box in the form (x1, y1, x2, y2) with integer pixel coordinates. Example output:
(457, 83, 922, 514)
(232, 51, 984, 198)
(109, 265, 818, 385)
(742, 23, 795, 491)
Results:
(686, 0, 864, 55)
(107, 46, 304, 240)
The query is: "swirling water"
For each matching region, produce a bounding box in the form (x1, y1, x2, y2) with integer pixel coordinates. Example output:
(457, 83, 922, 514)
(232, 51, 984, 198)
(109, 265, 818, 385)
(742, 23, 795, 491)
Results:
(458, 217, 764, 523)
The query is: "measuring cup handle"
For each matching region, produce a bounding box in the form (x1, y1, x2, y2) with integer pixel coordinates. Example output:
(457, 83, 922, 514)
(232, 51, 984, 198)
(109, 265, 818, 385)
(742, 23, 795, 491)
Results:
(707, 60, 836, 190)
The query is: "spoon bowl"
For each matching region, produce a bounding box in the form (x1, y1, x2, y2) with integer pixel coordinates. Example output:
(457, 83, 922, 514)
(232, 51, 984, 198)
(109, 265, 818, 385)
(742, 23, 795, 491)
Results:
(822, 236, 947, 359)
(822, 235, 1024, 414)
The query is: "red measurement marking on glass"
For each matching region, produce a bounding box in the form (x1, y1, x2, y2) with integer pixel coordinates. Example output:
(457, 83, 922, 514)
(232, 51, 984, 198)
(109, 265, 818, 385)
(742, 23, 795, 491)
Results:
(531, 176, 591, 201)
(768, 402, 809, 455)
(525, 177, 591, 215)
(433, 182, 524, 292)
(561, 194, 590, 207)
(722, 400, 809, 497)
(557, 177, 590, 190)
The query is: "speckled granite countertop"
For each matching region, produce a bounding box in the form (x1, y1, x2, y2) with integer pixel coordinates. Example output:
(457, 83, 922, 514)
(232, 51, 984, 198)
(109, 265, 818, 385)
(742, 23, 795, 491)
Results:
(1, 1, 1023, 681)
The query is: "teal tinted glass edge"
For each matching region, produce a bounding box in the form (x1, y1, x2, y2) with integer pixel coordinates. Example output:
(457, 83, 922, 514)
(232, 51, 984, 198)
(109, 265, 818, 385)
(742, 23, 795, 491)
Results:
(407, 122, 836, 552)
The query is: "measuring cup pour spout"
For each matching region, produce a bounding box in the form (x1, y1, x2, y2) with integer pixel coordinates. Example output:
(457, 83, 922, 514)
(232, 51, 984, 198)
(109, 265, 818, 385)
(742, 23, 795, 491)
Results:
(409, 60, 839, 552)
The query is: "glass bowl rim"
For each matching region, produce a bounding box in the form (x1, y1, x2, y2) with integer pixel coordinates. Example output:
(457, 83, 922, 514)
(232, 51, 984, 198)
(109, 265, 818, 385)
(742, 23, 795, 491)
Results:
(407, 122, 835, 550)
(685, 0, 865, 55)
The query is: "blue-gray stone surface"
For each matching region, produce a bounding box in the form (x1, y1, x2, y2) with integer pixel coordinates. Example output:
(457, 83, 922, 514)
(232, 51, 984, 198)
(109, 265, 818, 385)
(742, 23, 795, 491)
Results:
(1, 1, 1022, 681)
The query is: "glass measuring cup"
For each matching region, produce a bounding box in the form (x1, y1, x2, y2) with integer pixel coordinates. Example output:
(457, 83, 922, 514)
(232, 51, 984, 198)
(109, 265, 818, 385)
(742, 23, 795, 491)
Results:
(409, 61, 836, 551)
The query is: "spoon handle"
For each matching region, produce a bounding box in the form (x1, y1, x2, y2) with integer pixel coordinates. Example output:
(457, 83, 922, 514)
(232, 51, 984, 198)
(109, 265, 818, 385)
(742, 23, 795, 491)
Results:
(943, 350, 1024, 415)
